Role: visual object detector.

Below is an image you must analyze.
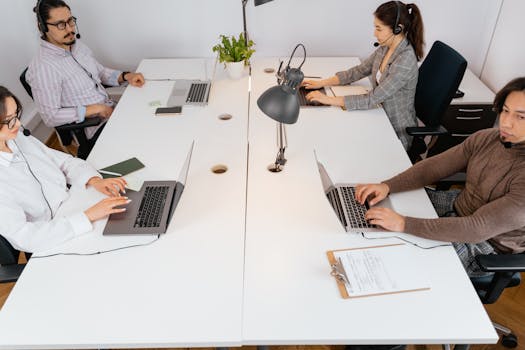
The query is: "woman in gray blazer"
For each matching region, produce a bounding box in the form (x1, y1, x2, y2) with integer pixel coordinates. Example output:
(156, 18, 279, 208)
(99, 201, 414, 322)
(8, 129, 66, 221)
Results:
(304, 1, 425, 150)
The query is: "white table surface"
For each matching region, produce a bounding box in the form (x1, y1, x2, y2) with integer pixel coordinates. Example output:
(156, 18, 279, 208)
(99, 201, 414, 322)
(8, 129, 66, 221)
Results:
(0, 59, 249, 349)
(242, 57, 497, 345)
(0, 57, 497, 348)
(454, 68, 495, 105)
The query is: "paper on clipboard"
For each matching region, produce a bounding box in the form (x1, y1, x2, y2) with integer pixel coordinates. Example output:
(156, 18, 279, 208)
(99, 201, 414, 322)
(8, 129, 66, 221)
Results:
(327, 243, 431, 298)
(330, 85, 370, 96)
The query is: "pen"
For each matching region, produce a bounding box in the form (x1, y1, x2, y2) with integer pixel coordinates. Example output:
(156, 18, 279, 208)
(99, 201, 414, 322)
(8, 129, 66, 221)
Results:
(99, 170, 122, 176)
(145, 78, 173, 81)
(304, 76, 322, 79)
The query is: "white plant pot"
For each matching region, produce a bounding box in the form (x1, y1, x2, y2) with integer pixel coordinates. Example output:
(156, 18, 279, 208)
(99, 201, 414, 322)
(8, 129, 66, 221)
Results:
(226, 61, 245, 80)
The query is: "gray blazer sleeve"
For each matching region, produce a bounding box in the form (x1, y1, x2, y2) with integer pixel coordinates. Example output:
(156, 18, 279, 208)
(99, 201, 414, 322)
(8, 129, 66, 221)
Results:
(335, 51, 377, 85)
(341, 49, 417, 111)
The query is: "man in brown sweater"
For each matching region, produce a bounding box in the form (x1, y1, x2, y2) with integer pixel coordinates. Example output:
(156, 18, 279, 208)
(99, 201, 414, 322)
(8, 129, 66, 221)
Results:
(356, 77, 525, 276)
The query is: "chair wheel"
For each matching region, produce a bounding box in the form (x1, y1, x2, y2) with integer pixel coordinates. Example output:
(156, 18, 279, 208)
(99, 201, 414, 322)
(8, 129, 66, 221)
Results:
(501, 333, 518, 348)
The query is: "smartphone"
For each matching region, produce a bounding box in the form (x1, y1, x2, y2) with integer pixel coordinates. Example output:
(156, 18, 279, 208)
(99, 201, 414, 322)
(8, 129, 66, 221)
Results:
(155, 106, 182, 116)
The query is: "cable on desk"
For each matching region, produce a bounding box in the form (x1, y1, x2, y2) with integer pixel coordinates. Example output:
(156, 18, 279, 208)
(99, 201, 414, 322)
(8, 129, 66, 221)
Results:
(32, 235, 161, 259)
(360, 232, 452, 249)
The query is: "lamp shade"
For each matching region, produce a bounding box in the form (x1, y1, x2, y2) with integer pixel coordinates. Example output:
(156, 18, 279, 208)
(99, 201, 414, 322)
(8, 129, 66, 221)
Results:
(254, 0, 274, 6)
(257, 85, 300, 124)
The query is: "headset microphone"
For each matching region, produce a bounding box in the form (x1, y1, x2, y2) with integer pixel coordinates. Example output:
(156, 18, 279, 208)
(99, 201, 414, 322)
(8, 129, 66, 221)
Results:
(373, 33, 394, 48)
(21, 125, 31, 136)
(503, 141, 512, 149)
(75, 21, 81, 39)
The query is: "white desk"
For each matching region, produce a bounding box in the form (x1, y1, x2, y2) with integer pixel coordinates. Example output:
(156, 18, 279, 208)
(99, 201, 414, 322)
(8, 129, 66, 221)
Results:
(0, 57, 497, 348)
(0, 59, 249, 349)
(242, 57, 497, 345)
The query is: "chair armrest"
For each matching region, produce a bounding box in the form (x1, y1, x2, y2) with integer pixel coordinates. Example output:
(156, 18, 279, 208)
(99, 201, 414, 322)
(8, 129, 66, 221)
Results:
(406, 125, 449, 137)
(476, 254, 525, 273)
(55, 117, 103, 132)
(0, 264, 26, 283)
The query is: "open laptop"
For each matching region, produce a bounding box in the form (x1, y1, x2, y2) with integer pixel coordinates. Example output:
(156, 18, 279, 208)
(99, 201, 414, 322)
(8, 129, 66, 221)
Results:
(103, 142, 194, 235)
(316, 160, 393, 232)
(167, 59, 217, 106)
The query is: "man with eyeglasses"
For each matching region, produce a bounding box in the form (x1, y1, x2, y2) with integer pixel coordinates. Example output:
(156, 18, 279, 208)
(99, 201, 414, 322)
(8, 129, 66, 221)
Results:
(26, 0, 145, 159)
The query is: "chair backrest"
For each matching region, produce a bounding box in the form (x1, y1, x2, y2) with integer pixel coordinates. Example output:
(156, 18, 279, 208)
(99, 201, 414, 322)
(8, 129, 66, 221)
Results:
(0, 235, 19, 266)
(20, 67, 77, 149)
(20, 68, 33, 99)
(415, 41, 467, 127)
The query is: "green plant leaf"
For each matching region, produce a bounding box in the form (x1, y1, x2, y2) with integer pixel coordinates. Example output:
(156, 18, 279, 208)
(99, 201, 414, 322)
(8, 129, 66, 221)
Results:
(212, 32, 255, 64)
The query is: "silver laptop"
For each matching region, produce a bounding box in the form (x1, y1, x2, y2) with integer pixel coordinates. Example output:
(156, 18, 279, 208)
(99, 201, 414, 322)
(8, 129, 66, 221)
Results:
(317, 161, 393, 232)
(103, 142, 194, 235)
(167, 59, 217, 106)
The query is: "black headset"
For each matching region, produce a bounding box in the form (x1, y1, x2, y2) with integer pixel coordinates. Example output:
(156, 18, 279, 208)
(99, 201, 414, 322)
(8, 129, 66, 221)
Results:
(392, 1, 403, 35)
(36, 0, 48, 34)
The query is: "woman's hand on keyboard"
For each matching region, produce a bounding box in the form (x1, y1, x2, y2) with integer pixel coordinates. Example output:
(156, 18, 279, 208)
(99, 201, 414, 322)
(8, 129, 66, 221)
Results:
(365, 207, 405, 232)
(302, 79, 325, 90)
(306, 90, 344, 107)
(88, 176, 127, 197)
(355, 183, 390, 206)
(84, 196, 131, 222)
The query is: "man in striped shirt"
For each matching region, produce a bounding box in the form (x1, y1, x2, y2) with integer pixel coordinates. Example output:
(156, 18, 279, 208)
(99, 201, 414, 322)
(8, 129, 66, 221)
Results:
(26, 0, 145, 159)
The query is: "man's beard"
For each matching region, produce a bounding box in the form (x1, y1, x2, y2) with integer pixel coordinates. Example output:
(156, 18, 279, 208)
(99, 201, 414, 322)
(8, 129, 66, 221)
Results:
(64, 32, 76, 46)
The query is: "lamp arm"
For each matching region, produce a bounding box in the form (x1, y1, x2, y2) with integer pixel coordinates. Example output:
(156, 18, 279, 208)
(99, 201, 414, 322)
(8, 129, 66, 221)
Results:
(242, 0, 249, 46)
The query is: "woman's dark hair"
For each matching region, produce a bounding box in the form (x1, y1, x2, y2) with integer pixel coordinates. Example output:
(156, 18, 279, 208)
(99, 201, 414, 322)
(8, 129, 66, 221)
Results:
(374, 1, 425, 61)
(33, 0, 71, 39)
(0, 86, 23, 123)
(493, 77, 525, 114)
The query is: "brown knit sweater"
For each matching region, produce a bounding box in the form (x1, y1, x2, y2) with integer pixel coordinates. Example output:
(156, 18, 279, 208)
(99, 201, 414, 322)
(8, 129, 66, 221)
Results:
(384, 128, 525, 253)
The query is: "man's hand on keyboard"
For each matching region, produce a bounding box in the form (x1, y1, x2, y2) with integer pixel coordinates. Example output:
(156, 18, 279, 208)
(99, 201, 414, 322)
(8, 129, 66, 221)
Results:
(355, 183, 390, 206)
(364, 207, 405, 232)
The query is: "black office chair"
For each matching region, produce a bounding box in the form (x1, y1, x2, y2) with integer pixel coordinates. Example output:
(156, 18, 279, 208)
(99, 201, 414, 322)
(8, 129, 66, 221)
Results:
(469, 253, 525, 348)
(19, 67, 103, 160)
(0, 235, 26, 284)
(406, 41, 468, 163)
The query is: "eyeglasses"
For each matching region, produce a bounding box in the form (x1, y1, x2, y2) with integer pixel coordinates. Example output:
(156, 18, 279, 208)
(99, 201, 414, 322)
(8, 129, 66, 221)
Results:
(0, 110, 21, 130)
(46, 16, 77, 31)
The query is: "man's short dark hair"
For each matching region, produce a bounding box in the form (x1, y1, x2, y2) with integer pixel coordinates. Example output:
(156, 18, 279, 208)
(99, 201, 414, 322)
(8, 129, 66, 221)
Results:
(33, 0, 71, 38)
(493, 77, 525, 114)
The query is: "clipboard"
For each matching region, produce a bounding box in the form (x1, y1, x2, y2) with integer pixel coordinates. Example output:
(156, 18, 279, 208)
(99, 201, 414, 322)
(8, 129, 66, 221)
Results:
(327, 243, 431, 299)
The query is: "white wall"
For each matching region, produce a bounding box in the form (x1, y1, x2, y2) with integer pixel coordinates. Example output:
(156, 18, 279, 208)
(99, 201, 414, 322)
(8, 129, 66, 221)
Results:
(481, 0, 525, 92)
(0, 0, 506, 124)
(248, 0, 501, 75)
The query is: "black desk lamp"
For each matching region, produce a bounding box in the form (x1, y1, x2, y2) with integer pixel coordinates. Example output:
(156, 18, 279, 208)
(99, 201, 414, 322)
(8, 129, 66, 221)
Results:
(242, 0, 274, 46)
(257, 44, 306, 172)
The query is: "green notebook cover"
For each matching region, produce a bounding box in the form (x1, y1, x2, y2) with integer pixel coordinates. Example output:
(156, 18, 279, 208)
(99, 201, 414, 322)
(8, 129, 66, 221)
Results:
(99, 157, 145, 178)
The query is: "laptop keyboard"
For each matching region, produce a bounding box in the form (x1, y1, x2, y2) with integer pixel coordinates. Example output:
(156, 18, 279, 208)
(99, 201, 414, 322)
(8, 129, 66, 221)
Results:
(186, 82, 209, 103)
(298, 87, 323, 106)
(134, 186, 170, 228)
(340, 187, 376, 229)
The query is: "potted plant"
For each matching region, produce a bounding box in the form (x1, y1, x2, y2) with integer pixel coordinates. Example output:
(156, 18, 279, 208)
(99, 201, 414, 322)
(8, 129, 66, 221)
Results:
(212, 33, 255, 79)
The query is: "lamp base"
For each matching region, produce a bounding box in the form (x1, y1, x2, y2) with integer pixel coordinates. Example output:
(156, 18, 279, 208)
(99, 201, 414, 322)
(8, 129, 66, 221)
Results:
(267, 147, 286, 173)
(267, 163, 283, 173)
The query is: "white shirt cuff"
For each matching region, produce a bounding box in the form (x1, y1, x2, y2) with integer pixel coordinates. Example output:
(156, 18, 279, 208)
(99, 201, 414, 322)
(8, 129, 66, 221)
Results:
(67, 212, 93, 236)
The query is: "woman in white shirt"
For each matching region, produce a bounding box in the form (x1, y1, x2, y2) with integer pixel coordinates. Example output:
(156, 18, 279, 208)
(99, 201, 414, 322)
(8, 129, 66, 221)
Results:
(0, 86, 130, 253)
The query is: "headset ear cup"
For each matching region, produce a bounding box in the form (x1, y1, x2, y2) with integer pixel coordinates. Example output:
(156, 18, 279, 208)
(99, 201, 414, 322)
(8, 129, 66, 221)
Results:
(36, 0, 47, 33)
(393, 25, 402, 35)
(39, 21, 48, 33)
